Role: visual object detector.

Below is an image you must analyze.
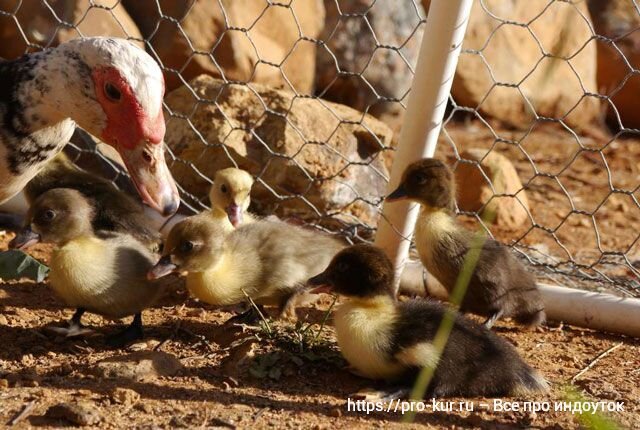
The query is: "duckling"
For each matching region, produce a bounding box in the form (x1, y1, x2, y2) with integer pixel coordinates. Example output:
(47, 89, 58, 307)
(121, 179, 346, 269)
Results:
(145, 167, 256, 240)
(386, 158, 545, 328)
(18, 152, 162, 250)
(208, 167, 256, 230)
(148, 214, 343, 318)
(11, 188, 167, 346)
(307, 244, 549, 398)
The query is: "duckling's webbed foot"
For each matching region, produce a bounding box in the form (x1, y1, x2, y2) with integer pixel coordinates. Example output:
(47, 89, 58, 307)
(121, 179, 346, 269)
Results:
(378, 388, 412, 403)
(351, 387, 412, 402)
(482, 309, 504, 329)
(48, 308, 94, 337)
(226, 304, 267, 325)
(106, 313, 144, 348)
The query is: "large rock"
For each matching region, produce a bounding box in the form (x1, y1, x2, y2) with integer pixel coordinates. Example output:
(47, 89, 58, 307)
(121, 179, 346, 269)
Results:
(588, 0, 640, 128)
(455, 148, 530, 229)
(0, 0, 142, 59)
(315, 0, 425, 123)
(422, 0, 599, 130)
(123, 0, 325, 93)
(165, 75, 394, 228)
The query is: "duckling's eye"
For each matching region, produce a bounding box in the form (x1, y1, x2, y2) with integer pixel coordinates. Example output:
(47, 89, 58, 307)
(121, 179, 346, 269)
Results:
(42, 209, 56, 221)
(220, 184, 228, 194)
(104, 82, 121, 102)
(336, 262, 349, 273)
(414, 173, 428, 185)
(180, 240, 194, 253)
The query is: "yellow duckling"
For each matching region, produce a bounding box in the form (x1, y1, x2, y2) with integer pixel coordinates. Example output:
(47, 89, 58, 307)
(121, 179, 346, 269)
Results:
(386, 158, 545, 328)
(151, 167, 256, 239)
(12, 188, 168, 346)
(148, 215, 343, 318)
(208, 167, 256, 230)
(308, 244, 549, 398)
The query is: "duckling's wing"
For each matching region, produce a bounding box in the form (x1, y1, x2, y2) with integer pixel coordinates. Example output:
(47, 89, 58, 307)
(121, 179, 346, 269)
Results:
(95, 190, 162, 249)
(231, 220, 343, 299)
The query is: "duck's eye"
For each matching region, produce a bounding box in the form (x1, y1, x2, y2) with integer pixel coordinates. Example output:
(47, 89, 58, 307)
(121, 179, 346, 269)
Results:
(180, 241, 194, 253)
(42, 209, 56, 221)
(336, 262, 349, 273)
(220, 184, 228, 194)
(415, 173, 428, 185)
(104, 82, 121, 102)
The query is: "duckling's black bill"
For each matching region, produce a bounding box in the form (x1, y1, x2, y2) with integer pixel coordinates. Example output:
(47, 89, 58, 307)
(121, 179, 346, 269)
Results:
(9, 227, 41, 250)
(147, 255, 178, 280)
(307, 272, 334, 295)
(386, 183, 408, 202)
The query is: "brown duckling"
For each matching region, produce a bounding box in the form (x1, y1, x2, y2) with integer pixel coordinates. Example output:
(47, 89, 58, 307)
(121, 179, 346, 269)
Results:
(148, 214, 343, 318)
(307, 244, 549, 398)
(16, 152, 162, 250)
(11, 188, 167, 346)
(386, 158, 545, 328)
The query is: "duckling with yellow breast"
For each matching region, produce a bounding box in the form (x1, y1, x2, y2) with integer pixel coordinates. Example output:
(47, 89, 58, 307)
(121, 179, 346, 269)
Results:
(386, 158, 545, 328)
(12, 188, 168, 346)
(208, 167, 256, 230)
(148, 214, 343, 318)
(307, 244, 549, 397)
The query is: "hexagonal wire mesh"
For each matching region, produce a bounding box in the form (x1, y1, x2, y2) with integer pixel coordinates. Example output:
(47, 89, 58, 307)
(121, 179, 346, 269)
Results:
(1, 0, 639, 298)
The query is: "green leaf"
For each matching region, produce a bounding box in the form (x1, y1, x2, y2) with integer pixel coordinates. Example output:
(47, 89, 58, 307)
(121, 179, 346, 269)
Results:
(0, 250, 49, 282)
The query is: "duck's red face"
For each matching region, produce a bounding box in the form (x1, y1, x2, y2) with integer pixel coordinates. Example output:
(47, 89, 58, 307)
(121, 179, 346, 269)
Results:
(92, 66, 179, 216)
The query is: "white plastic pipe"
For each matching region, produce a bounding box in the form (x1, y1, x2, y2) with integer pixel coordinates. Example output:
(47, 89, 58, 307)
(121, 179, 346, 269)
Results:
(539, 284, 640, 338)
(374, 0, 474, 292)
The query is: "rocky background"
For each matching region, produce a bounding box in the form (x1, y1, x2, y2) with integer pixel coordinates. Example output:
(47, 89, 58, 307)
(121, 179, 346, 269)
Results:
(1, 0, 640, 260)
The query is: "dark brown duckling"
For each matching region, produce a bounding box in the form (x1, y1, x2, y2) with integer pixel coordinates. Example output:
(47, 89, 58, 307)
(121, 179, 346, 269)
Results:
(307, 244, 549, 398)
(386, 158, 545, 328)
(20, 152, 162, 251)
(12, 188, 168, 347)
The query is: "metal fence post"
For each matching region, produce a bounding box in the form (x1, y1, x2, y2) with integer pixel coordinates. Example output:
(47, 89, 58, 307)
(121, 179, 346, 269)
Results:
(374, 0, 474, 293)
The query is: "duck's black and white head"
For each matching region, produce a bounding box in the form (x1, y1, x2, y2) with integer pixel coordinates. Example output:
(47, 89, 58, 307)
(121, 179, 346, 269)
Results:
(307, 244, 395, 299)
(10, 37, 178, 215)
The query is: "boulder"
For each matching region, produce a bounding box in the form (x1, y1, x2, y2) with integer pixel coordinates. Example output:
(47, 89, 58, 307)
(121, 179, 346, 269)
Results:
(164, 75, 394, 228)
(315, 0, 425, 124)
(455, 148, 530, 229)
(422, 0, 599, 130)
(123, 0, 325, 93)
(0, 0, 142, 59)
(588, 0, 640, 128)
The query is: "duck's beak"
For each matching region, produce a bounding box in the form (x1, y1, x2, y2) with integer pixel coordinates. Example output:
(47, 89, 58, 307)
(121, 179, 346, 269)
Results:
(307, 272, 334, 295)
(147, 255, 178, 280)
(386, 183, 408, 202)
(9, 227, 41, 250)
(119, 142, 180, 217)
(226, 203, 243, 228)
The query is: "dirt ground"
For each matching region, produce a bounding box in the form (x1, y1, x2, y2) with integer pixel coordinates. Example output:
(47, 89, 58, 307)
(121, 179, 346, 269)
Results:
(0, 229, 639, 430)
(1, 122, 640, 429)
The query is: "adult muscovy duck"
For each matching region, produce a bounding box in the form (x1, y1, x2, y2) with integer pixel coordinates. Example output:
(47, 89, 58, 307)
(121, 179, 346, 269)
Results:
(0, 37, 179, 215)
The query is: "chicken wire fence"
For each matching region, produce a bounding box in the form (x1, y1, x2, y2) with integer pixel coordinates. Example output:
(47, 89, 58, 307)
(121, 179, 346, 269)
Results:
(2, 0, 640, 298)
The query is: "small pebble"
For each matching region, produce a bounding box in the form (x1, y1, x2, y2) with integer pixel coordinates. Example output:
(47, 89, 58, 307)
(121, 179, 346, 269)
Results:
(110, 387, 140, 406)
